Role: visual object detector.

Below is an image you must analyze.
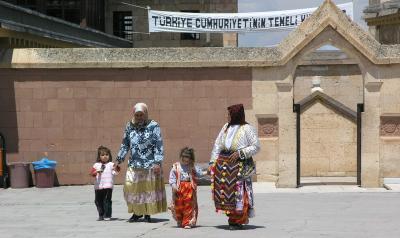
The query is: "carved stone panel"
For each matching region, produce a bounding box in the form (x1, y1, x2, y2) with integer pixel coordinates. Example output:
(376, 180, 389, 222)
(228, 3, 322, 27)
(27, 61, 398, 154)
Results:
(258, 117, 279, 138)
(380, 116, 400, 136)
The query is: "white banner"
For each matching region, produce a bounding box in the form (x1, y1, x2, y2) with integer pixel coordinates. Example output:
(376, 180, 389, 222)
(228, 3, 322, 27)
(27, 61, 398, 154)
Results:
(149, 2, 353, 33)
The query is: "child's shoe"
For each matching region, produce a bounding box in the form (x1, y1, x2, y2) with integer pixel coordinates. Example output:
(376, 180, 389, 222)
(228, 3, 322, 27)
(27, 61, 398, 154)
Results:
(184, 225, 191, 229)
(104, 217, 111, 221)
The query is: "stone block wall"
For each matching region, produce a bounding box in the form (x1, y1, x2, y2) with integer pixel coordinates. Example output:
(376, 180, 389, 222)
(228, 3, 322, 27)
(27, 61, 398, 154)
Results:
(294, 65, 363, 111)
(379, 65, 400, 179)
(0, 67, 252, 185)
(300, 102, 357, 177)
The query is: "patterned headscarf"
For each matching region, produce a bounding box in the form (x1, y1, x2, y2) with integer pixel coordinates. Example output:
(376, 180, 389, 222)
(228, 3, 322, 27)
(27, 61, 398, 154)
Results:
(227, 104, 246, 126)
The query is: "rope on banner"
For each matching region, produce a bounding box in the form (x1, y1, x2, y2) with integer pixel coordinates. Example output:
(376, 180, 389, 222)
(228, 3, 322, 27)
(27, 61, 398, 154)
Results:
(120, 2, 150, 10)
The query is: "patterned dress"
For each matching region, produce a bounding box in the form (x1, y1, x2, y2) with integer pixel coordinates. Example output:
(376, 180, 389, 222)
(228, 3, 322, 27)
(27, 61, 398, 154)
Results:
(168, 163, 203, 227)
(116, 120, 167, 215)
(210, 123, 260, 224)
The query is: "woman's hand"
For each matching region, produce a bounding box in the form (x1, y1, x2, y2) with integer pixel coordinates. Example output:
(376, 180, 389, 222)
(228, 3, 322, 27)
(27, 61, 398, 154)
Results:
(153, 164, 161, 175)
(113, 163, 120, 169)
(228, 151, 240, 163)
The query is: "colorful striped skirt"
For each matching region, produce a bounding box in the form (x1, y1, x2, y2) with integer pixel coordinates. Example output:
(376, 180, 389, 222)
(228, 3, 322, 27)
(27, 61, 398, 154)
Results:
(211, 152, 255, 225)
(123, 167, 167, 215)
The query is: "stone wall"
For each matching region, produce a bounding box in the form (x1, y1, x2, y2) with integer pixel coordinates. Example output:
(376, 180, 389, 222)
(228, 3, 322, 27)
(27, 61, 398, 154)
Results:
(379, 65, 400, 178)
(0, 68, 252, 185)
(294, 65, 363, 111)
(300, 102, 357, 177)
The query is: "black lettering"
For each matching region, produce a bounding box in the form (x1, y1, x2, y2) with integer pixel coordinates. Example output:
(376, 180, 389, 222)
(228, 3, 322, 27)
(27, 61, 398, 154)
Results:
(274, 17, 279, 27)
(279, 16, 285, 26)
(201, 18, 207, 28)
(218, 19, 224, 28)
(224, 19, 229, 29)
(160, 16, 166, 26)
(152, 16, 159, 27)
(166, 16, 171, 27)
(232, 19, 237, 28)
(301, 14, 307, 22)
(172, 17, 177, 27)
(207, 18, 213, 28)
(188, 18, 193, 28)
(261, 18, 266, 28)
(180, 18, 187, 27)
(268, 17, 274, 27)
(243, 18, 249, 28)
(289, 16, 295, 26)
(285, 16, 289, 26)
(213, 19, 218, 29)
(253, 18, 258, 28)
(237, 19, 242, 28)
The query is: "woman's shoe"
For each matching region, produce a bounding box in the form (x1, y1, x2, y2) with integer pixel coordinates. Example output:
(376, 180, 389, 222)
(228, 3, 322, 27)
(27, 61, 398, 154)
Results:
(228, 223, 243, 230)
(128, 214, 143, 222)
(144, 215, 151, 223)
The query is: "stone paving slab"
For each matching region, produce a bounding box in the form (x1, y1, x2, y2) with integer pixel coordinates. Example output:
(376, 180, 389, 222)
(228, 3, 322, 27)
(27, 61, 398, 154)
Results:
(1, 184, 400, 238)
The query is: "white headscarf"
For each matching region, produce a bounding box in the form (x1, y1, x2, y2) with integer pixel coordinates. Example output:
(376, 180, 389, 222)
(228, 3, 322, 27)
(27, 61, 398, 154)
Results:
(133, 102, 148, 114)
(133, 102, 149, 124)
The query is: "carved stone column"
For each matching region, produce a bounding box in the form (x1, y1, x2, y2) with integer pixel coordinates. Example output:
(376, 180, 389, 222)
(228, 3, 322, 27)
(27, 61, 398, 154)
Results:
(275, 82, 297, 188)
(362, 81, 383, 187)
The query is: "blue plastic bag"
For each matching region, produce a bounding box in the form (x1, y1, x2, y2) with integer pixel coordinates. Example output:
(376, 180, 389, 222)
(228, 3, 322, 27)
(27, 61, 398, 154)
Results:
(32, 157, 57, 170)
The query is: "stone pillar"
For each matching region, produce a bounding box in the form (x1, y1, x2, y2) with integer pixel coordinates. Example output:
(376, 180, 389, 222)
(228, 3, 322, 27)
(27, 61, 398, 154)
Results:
(362, 81, 383, 187)
(275, 82, 297, 188)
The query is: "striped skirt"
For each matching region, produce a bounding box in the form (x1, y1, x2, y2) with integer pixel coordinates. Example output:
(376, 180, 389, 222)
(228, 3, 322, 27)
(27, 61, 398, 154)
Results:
(171, 181, 198, 227)
(123, 167, 167, 215)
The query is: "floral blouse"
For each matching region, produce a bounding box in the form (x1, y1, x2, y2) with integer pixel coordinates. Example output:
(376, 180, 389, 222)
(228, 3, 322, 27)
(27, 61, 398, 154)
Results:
(116, 120, 164, 169)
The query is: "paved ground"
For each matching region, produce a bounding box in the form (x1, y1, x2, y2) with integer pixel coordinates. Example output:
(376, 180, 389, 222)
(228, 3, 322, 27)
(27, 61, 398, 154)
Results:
(1, 183, 400, 238)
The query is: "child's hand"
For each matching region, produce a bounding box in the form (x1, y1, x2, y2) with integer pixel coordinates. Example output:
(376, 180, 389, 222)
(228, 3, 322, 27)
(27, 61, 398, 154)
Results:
(89, 168, 97, 177)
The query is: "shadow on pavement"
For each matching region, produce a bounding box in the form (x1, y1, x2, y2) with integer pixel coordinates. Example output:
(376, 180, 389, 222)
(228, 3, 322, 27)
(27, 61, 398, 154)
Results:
(124, 218, 170, 223)
(214, 224, 265, 230)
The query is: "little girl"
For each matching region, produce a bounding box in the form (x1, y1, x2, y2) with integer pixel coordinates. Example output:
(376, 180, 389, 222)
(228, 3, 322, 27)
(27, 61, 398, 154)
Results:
(90, 146, 119, 221)
(168, 147, 206, 229)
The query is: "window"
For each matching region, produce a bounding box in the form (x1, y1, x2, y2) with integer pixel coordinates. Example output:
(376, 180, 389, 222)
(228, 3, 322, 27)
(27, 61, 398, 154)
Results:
(16, 0, 38, 10)
(181, 10, 200, 40)
(113, 11, 133, 41)
(45, 0, 81, 25)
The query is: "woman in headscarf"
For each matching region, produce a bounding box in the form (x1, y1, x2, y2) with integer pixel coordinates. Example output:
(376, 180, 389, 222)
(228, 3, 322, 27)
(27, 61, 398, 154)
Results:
(209, 104, 260, 230)
(115, 102, 167, 223)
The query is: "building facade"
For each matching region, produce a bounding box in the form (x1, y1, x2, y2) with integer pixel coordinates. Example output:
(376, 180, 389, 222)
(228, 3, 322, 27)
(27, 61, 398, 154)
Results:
(0, 1, 131, 48)
(105, 0, 237, 47)
(364, 0, 400, 44)
(3, 0, 237, 47)
(1, 1, 400, 187)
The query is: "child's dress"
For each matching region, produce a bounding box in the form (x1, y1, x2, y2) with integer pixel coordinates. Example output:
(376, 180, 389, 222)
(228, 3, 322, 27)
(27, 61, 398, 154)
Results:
(168, 162, 203, 228)
(90, 162, 117, 219)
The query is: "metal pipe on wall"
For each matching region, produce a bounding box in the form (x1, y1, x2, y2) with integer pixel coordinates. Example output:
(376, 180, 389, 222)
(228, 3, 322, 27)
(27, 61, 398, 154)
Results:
(0, 133, 8, 188)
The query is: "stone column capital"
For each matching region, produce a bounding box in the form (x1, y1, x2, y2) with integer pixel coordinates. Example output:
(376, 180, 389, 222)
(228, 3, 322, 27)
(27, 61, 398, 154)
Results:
(365, 81, 383, 92)
(275, 82, 293, 92)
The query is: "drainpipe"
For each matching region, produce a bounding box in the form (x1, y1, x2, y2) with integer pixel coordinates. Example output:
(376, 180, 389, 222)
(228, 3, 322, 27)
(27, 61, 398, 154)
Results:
(0, 133, 8, 188)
